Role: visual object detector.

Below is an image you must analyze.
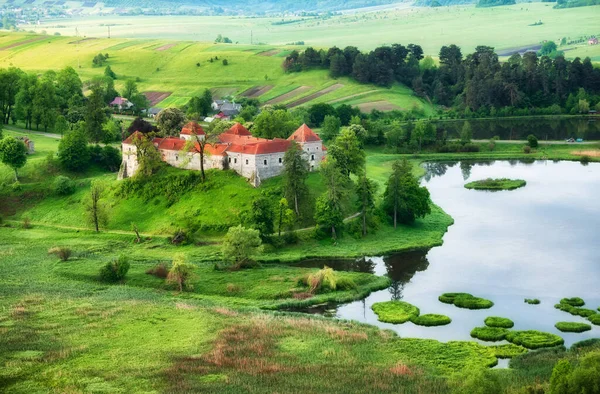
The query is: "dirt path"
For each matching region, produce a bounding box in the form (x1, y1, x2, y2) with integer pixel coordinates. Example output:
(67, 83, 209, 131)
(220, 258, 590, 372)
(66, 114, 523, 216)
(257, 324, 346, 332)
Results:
(264, 86, 312, 105)
(287, 84, 344, 108)
(156, 43, 177, 51)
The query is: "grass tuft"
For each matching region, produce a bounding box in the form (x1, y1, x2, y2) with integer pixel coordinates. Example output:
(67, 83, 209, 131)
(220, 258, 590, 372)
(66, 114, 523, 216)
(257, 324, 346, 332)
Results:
(554, 303, 597, 317)
(371, 301, 420, 324)
(588, 314, 600, 326)
(560, 297, 585, 307)
(554, 322, 592, 333)
(489, 343, 528, 358)
(484, 316, 514, 329)
(410, 314, 452, 327)
(524, 298, 540, 305)
(470, 326, 510, 342)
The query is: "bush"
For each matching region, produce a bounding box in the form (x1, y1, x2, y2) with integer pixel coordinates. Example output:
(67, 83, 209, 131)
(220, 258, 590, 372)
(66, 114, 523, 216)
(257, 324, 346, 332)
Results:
(525, 298, 541, 305)
(470, 326, 510, 342)
(99, 255, 130, 282)
(439, 292, 494, 309)
(53, 176, 76, 195)
(485, 316, 515, 328)
(555, 322, 592, 333)
(561, 297, 585, 307)
(580, 155, 591, 165)
(505, 330, 564, 350)
(371, 301, 420, 324)
(22, 216, 31, 229)
(297, 266, 346, 294)
(48, 246, 72, 261)
(166, 255, 196, 292)
(523, 145, 532, 154)
(411, 314, 452, 327)
(527, 134, 538, 148)
(146, 263, 168, 279)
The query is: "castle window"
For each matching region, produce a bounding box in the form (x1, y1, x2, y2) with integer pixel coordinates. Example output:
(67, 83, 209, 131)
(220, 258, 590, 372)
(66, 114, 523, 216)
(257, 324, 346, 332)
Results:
(311, 154, 315, 161)
(264, 159, 267, 166)
(175, 155, 179, 161)
(246, 159, 249, 165)
(278, 157, 282, 164)
(234, 158, 237, 164)
(228, 157, 231, 163)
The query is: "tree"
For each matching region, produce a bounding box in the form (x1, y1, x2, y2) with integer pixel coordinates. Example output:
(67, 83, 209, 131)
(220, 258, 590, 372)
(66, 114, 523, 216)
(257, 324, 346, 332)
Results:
(221, 225, 262, 267)
(54, 115, 69, 136)
(329, 128, 365, 177)
(58, 124, 90, 171)
(0, 67, 22, 124)
(167, 255, 196, 292)
(14, 74, 37, 129)
(356, 174, 378, 236)
(32, 79, 58, 132)
(85, 81, 107, 143)
(123, 79, 138, 100)
(156, 108, 185, 136)
(183, 123, 217, 182)
(99, 255, 130, 282)
(56, 66, 84, 115)
(527, 134, 538, 148)
(186, 89, 212, 118)
(411, 120, 436, 152)
(382, 159, 431, 227)
(85, 180, 108, 232)
(253, 108, 297, 139)
(131, 132, 162, 176)
(460, 121, 473, 144)
(244, 196, 275, 240)
(283, 141, 309, 216)
(307, 103, 336, 127)
(104, 65, 116, 80)
(320, 115, 341, 142)
(277, 198, 295, 237)
(129, 93, 150, 116)
(126, 117, 155, 136)
(315, 159, 350, 240)
(0, 136, 27, 180)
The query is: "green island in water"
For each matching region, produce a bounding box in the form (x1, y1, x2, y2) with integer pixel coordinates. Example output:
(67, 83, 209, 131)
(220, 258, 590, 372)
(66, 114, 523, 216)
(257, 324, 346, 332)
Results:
(464, 178, 527, 190)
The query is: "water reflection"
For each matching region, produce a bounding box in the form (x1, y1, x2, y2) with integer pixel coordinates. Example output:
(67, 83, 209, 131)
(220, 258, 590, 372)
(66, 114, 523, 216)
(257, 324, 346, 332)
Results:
(385, 250, 429, 301)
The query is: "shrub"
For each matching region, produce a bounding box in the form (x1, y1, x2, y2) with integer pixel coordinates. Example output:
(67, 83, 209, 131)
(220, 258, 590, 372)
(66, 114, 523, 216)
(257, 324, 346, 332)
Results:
(99, 255, 130, 282)
(335, 276, 358, 291)
(484, 316, 514, 328)
(371, 301, 420, 324)
(411, 314, 452, 327)
(505, 330, 564, 350)
(450, 367, 502, 394)
(439, 292, 494, 309)
(580, 155, 591, 165)
(48, 247, 72, 261)
(523, 145, 531, 154)
(12, 181, 22, 192)
(470, 326, 510, 342)
(297, 266, 348, 294)
(53, 176, 76, 195)
(555, 322, 592, 333)
(226, 283, 241, 294)
(588, 314, 600, 326)
(527, 134, 538, 148)
(560, 297, 585, 307)
(146, 263, 168, 279)
(166, 255, 196, 292)
(525, 298, 541, 305)
(489, 344, 528, 358)
(22, 216, 31, 229)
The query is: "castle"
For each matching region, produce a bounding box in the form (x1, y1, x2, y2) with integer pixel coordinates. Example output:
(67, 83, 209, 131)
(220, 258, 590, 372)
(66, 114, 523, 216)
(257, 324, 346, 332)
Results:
(119, 122, 326, 186)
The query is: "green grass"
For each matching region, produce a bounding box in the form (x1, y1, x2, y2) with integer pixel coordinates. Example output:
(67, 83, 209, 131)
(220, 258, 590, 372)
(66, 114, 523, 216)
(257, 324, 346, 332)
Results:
(525, 298, 541, 305)
(470, 326, 510, 342)
(488, 344, 528, 359)
(439, 293, 494, 310)
(464, 178, 526, 191)
(588, 314, 600, 326)
(554, 303, 597, 318)
(371, 301, 420, 324)
(410, 314, 452, 327)
(554, 322, 592, 333)
(560, 297, 585, 307)
(484, 316, 514, 329)
(505, 330, 565, 350)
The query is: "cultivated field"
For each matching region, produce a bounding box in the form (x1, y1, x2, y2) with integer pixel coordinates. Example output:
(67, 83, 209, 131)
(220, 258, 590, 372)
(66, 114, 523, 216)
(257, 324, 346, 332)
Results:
(25, 3, 600, 56)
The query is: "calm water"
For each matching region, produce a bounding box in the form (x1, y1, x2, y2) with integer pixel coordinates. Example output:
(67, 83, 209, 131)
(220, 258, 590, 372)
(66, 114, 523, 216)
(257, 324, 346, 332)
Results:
(437, 117, 600, 141)
(295, 160, 600, 347)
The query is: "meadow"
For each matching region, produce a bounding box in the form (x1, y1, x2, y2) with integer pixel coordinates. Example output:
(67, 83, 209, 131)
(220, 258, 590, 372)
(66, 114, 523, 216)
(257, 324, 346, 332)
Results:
(27, 3, 600, 56)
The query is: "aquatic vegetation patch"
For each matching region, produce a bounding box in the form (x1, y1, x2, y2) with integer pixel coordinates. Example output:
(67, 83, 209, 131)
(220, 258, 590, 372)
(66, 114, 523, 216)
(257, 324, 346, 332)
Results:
(464, 178, 526, 191)
(554, 303, 597, 318)
(470, 326, 510, 342)
(410, 314, 452, 327)
(560, 297, 585, 307)
(524, 298, 540, 305)
(489, 344, 528, 358)
(371, 301, 420, 324)
(439, 293, 494, 309)
(484, 316, 514, 328)
(588, 314, 600, 326)
(505, 330, 564, 350)
(554, 322, 592, 333)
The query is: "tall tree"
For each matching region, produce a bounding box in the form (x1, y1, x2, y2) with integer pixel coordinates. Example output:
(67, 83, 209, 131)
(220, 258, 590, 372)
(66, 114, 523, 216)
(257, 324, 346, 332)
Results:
(244, 196, 275, 240)
(14, 74, 38, 129)
(276, 198, 295, 237)
(156, 108, 185, 136)
(131, 133, 162, 177)
(85, 180, 107, 232)
(33, 79, 58, 132)
(355, 173, 378, 236)
(0, 67, 22, 124)
(329, 128, 365, 177)
(315, 159, 350, 239)
(183, 125, 218, 182)
(85, 81, 107, 143)
(253, 108, 297, 139)
(56, 66, 84, 115)
(283, 141, 309, 216)
(0, 136, 27, 180)
(58, 125, 90, 172)
(123, 79, 138, 100)
(320, 115, 341, 142)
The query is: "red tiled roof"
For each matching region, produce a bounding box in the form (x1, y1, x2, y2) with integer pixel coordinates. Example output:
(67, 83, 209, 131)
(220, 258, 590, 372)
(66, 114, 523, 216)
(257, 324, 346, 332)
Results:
(288, 124, 321, 143)
(218, 133, 268, 145)
(227, 139, 291, 155)
(224, 123, 251, 136)
(152, 137, 228, 156)
(181, 121, 205, 135)
(110, 97, 128, 105)
(123, 131, 144, 144)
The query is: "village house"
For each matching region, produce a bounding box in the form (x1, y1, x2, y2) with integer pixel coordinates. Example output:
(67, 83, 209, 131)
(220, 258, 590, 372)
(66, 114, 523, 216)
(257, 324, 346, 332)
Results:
(119, 121, 326, 186)
(109, 97, 134, 111)
(588, 37, 598, 46)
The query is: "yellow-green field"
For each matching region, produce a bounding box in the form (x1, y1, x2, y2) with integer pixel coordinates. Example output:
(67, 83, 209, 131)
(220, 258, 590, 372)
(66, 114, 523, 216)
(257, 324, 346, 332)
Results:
(25, 3, 600, 56)
(0, 32, 432, 112)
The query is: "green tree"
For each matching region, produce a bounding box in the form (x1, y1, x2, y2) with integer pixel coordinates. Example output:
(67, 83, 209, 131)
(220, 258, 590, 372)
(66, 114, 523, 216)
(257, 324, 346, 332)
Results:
(460, 121, 473, 144)
(276, 198, 295, 237)
(253, 108, 297, 139)
(14, 74, 38, 129)
(221, 225, 262, 266)
(0, 136, 27, 180)
(320, 115, 341, 142)
(58, 126, 90, 172)
(129, 93, 150, 116)
(283, 141, 309, 216)
(33, 79, 58, 132)
(244, 196, 275, 240)
(382, 159, 431, 228)
(102, 118, 122, 143)
(85, 180, 108, 232)
(54, 115, 69, 136)
(315, 159, 351, 239)
(527, 134, 539, 148)
(56, 66, 84, 114)
(104, 65, 117, 80)
(167, 255, 196, 292)
(123, 79, 138, 100)
(131, 133, 162, 176)
(411, 120, 436, 152)
(329, 127, 365, 177)
(549, 360, 572, 394)
(85, 81, 107, 143)
(156, 108, 185, 136)
(356, 173, 378, 236)
(0, 67, 23, 124)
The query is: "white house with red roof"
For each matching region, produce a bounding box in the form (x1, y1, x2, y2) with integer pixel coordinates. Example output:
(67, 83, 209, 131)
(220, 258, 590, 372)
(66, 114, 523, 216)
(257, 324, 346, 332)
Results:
(119, 121, 326, 186)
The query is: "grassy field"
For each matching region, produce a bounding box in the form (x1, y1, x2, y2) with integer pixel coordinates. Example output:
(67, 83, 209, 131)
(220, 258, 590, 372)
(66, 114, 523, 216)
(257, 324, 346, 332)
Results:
(24, 4, 600, 56)
(0, 32, 432, 113)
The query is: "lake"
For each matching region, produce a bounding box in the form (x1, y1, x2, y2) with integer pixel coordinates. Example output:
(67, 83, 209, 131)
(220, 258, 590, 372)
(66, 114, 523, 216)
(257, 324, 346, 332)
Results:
(435, 117, 600, 141)
(295, 160, 600, 348)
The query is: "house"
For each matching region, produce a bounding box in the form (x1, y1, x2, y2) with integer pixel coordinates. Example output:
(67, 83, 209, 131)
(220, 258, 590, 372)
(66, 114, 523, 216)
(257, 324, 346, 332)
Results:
(588, 37, 598, 45)
(119, 121, 326, 186)
(214, 112, 230, 121)
(146, 107, 161, 118)
(211, 99, 227, 111)
(220, 102, 242, 117)
(110, 97, 133, 111)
